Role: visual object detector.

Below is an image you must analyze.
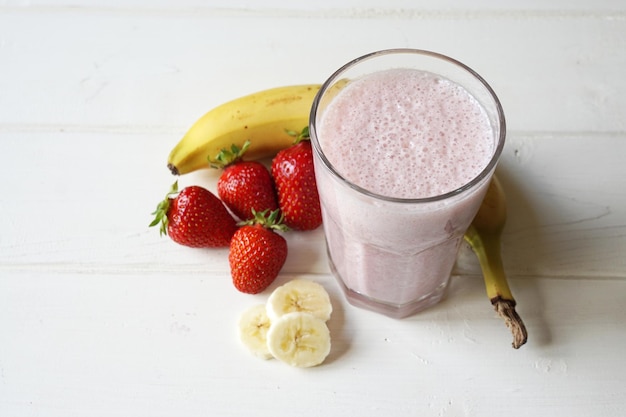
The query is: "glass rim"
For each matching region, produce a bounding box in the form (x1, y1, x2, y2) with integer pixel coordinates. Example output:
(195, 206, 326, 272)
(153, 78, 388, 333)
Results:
(309, 48, 506, 204)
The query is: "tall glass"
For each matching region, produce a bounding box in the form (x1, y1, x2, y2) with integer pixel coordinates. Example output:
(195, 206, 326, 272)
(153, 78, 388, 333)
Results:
(309, 49, 506, 318)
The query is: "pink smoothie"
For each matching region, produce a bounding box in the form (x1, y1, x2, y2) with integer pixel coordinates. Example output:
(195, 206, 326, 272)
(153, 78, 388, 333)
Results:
(313, 68, 498, 317)
(318, 68, 493, 199)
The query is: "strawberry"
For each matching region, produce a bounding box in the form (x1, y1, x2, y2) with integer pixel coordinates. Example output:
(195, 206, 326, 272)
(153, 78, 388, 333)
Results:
(210, 141, 278, 221)
(150, 181, 238, 247)
(271, 127, 322, 231)
(229, 209, 288, 294)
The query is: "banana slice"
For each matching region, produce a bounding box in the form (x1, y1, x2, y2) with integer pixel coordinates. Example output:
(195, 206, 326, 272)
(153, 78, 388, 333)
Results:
(237, 304, 273, 360)
(266, 312, 331, 368)
(266, 279, 332, 322)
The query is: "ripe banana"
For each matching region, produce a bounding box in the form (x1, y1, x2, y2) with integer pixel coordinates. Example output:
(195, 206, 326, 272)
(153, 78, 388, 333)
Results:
(464, 177, 528, 349)
(266, 279, 333, 322)
(238, 279, 333, 366)
(238, 304, 273, 360)
(266, 312, 331, 368)
(167, 84, 322, 175)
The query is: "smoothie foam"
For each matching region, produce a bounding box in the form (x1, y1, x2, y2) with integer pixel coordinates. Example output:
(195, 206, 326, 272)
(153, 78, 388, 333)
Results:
(318, 68, 494, 199)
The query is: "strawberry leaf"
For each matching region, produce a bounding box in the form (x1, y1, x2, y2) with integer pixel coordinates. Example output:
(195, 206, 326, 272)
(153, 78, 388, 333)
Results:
(286, 126, 310, 144)
(149, 181, 178, 236)
(209, 140, 251, 169)
(238, 208, 289, 232)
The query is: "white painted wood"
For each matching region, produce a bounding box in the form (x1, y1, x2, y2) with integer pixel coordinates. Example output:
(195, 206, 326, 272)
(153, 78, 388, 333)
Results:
(2, 131, 624, 278)
(1, 7, 625, 133)
(1, 1, 625, 416)
(1, 271, 625, 416)
(2, 0, 625, 11)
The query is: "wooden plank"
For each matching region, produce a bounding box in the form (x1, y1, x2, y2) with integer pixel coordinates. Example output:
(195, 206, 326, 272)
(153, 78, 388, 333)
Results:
(2, 0, 625, 12)
(0, 270, 624, 416)
(1, 130, 625, 279)
(0, 10, 624, 133)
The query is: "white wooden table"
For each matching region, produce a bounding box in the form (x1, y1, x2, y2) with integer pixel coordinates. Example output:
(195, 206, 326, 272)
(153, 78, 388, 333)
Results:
(1, 1, 625, 416)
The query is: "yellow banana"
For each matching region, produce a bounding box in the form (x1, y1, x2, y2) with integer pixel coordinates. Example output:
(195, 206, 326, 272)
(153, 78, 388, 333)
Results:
(464, 177, 528, 349)
(167, 84, 322, 175)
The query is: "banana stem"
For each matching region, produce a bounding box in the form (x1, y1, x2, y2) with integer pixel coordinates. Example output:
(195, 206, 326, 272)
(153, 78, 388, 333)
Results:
(493, 299, 528, 349)
(465, 230, 528, 349)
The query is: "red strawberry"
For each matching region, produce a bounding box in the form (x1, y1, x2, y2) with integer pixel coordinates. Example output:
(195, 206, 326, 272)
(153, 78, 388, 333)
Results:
(210, 141, 278, 221)
(271, 127, 322, 231)
(150, 181, 238, 247)
(229, 209, 288, 294)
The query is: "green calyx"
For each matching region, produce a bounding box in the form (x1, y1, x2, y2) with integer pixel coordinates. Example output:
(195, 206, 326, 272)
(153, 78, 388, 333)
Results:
(149, 180, 179, 236)
(285, 126, 310, 145)
(240, 208, 289, 232)
(209, 140, 251, 169)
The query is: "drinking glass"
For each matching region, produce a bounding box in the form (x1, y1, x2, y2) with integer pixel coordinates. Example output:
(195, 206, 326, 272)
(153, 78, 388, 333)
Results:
(309, 49, 506, 318)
